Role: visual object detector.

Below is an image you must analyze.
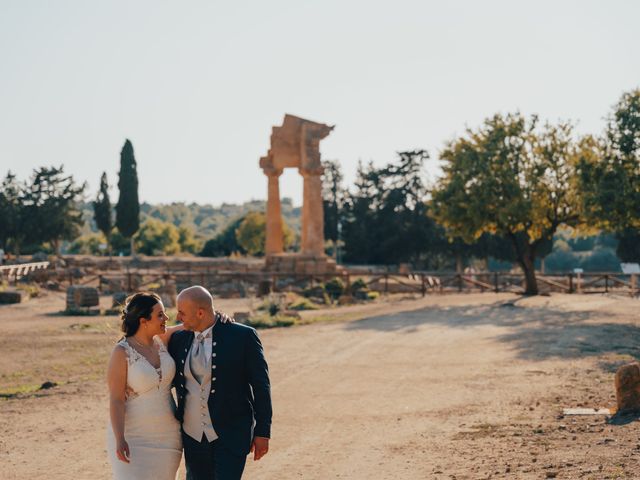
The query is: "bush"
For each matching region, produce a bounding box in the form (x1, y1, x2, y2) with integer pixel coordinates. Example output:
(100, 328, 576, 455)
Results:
(289, 298, 320, 311)
(16, 283, 40, 298)
(324, 278, 344, 300)
(68, 233, 108, 255)
(135, 218, 181, 255)
(244, 313, 297, 329)
(350, 278, 368, 291)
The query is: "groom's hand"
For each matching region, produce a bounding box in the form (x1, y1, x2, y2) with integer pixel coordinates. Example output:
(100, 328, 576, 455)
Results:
(250, 436, 269, 461)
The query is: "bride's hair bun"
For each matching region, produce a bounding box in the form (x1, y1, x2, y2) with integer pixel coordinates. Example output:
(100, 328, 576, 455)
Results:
(121, 292, 161, 337)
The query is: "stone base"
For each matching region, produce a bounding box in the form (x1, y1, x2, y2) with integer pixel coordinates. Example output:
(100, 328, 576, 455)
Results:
(264, 253, 344, 276)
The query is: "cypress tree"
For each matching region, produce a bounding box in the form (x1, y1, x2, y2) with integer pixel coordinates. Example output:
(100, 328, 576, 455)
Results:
(93, 172, 112, 254)
(115, 139, 140, 255)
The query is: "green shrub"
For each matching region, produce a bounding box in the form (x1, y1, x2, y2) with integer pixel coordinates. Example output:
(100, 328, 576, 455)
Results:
(350, 278, 368, 291)
(244, 313, 297, 329)
(289, 299, 320, 311)
(324, 277, 345, 300)
(16, 283, 40, 298)
(268, 302, 280, 316)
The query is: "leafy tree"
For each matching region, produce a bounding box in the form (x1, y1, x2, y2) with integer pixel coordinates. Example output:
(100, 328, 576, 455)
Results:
(134, 218, 180, 255)
(24, 166, 86, 255)
(580, 247, 620, 272)
(109, 229, 131, 255)
(93, 172, 112, 253)
(432, 113, 587, 294)
(342, 151, 443, 266)
(177, 226, 201, 254)
(116, 139, 140, 255)
(341, 161, 377, 263)
(0, 172, 27, 255)
(544, 249, 580, 273)
(615, 229, 640, 262)
(579, 89, 640, 230)
(68, 232, 108, 255)
(200, 217, 246, 257)
(322, 159, 345, 248)
(235, 211, 294, 256)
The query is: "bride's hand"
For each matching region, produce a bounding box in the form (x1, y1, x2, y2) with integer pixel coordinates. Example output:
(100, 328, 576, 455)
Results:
(116, 438, 130, 463)
(216, 311, 235, 324)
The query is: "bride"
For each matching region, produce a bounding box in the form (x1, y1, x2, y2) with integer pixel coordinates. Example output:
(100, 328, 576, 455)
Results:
(106, 292, 231, 479)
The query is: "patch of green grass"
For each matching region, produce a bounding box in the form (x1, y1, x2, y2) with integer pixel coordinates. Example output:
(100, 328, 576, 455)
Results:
(16, 282, 40, 298)
(243, 313, 298, 329)
(0, 383, 46, 399)
(289, 298, 320, 311)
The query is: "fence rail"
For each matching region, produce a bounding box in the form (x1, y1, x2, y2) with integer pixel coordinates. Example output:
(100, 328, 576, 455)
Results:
(5, 263, 640, 297)
(0, 262, 50, 283)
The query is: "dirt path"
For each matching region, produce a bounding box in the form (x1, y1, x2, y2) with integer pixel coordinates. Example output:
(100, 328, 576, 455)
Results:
(2, 293, 640, 479)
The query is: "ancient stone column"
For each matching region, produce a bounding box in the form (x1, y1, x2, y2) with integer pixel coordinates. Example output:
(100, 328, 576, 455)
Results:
(265, 170, 284, 255)
(301, 169, 324, 256)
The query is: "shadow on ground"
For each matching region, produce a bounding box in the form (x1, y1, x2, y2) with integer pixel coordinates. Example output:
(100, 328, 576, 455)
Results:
(345, 299, 640, 362)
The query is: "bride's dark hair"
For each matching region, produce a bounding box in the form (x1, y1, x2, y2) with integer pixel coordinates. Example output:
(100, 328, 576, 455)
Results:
(120, 292, 161, 337)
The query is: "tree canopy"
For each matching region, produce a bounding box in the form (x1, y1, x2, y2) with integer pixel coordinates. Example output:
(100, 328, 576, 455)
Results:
(431, 113, 588, 294)
(115, 139, 140, 251)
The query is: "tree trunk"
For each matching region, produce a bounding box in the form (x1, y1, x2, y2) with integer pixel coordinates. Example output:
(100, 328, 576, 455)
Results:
(520, 251, 538, 295)
(508, 233, 539, 295)
(455, 253, 463, 273)
(130, 236, 135, 257)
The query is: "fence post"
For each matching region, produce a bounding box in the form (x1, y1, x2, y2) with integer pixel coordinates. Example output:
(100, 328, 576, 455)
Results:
(421, 274, 426, 297)
(494, 272, 499, 293)
(458, 274, 463, 292)
(568, 274, 574, 294)
(605, 274, 609, 293)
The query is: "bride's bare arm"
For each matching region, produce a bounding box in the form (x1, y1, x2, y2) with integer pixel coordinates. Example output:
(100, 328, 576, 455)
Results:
(157, 324, 184, 346)
(107, 346, 130, 464)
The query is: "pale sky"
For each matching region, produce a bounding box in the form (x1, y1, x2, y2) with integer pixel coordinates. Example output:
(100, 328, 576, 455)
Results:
(1, 0, 639, 206)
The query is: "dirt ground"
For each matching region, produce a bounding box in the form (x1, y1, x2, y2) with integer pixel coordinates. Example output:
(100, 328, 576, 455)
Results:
(1, 291, 640, 479)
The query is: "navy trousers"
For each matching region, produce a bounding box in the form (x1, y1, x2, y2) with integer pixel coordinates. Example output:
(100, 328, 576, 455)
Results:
(183, 433, 247, 480)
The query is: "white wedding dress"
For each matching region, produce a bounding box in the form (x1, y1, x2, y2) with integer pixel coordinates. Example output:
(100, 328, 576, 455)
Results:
(107, 337, 182, 480)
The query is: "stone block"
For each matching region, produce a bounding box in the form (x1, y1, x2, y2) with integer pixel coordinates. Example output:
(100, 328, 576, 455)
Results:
(0, 291, 22, 304)
(615, 363, 640, 413)
(67, 286, 99, 310)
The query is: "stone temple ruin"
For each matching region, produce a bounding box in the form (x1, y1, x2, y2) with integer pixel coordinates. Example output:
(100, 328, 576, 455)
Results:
(260, 114, 341, 275)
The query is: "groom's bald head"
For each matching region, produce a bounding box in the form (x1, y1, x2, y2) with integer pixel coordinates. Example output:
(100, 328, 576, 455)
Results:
(178, 285, 214, 311)
(176, 285, 215, 331)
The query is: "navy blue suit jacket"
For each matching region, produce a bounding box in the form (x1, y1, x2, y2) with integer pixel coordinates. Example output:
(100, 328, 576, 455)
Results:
(168, 320, 272, 456)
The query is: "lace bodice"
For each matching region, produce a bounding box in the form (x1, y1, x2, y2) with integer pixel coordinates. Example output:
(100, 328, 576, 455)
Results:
(117, 336, 175, 401)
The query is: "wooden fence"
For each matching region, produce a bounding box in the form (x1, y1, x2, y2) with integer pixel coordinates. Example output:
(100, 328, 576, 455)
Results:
(6, 264, 640, 297)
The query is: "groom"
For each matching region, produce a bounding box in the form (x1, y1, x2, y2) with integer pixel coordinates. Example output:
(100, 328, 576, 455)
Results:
(168, 286, 272, 479)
